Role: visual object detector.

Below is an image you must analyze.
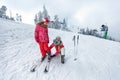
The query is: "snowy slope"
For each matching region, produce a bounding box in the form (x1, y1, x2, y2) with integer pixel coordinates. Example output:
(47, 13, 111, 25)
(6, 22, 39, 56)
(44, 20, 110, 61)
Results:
(0, 18, 120, 80)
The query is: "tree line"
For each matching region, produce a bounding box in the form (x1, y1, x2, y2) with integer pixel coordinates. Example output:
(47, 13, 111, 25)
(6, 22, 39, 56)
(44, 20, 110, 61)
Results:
(0, 5, 22, 22)
(34, 5, 69, 31)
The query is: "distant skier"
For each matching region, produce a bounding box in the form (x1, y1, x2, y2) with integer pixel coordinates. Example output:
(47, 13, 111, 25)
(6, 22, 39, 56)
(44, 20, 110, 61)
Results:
(34, 17, 51, 61)
(50, 36, 65, 63)
(101, 24, 108, 39)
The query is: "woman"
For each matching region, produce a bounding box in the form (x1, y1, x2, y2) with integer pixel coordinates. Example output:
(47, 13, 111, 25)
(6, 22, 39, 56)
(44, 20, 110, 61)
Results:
(34, 17, 51, 61)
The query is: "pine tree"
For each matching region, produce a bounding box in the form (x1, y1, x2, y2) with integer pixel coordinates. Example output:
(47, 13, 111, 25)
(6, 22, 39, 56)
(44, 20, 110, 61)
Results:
(62, 18, 67, 30)
(42, 5, 49, 18)
(16, 13, 22, 22)
(34, 14, 38, 24)
(0, 5, 7, 18)
(54, 15, 61, 29)
(19, 15, 22, 22)
(38, 11, 42, 21)
(34, 5, 50, 24)
(85, 28, 90, 35)
(16, 13, 19, 21)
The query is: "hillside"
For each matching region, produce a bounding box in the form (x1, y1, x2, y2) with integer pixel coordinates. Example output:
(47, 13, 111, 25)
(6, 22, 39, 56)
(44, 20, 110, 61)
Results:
(0, 18, 120, 80)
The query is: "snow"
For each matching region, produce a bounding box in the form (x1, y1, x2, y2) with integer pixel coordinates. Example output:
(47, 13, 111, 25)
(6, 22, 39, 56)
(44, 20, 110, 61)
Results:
(0, 18, 120, 80)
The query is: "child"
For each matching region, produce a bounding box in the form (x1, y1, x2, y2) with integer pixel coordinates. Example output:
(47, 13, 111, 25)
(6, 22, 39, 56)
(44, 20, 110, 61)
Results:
(50, 36, 65, 63)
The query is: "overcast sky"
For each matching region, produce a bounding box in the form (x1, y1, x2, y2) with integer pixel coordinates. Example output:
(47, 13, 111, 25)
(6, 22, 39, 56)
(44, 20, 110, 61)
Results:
(0, 0, 120, 41)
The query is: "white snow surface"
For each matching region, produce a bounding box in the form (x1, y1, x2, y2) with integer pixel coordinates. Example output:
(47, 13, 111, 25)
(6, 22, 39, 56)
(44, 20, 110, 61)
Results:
(0, 18, 120, 80)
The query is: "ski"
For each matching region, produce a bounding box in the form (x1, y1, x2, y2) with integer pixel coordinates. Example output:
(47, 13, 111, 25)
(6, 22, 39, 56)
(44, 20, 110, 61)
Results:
(30, 61, 43, 72)
(61, 55, 65, 63)
(44, 60, 51, 73)
(30, 56, 47, 72)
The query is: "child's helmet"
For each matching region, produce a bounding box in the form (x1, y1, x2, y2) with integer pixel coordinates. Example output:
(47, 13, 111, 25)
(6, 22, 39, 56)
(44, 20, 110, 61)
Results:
(53, 36, 61, 45)
(56, 36, 61, 40)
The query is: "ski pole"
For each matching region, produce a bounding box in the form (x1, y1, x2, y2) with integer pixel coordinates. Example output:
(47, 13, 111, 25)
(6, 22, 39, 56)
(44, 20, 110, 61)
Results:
(73, 35, 77, 60)
(77, 35, 79, 45)
(75, 35, 79, 60)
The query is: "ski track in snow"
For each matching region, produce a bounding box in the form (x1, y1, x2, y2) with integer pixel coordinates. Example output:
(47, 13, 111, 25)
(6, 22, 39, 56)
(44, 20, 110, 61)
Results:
(0, 18, 120, 80)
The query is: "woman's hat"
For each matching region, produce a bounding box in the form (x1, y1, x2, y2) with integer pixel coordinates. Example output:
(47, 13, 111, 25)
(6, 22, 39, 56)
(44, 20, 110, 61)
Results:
(43, 17, 50, 23)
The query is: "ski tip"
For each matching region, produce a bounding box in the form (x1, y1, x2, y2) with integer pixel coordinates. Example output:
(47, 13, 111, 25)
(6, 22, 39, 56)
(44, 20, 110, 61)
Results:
(44, 70, 48, 73)
(61, 61, 65, 64)
(74, 58, 77, 61)
(44, 68, 48, 73)
(30, 68, 35, 72)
